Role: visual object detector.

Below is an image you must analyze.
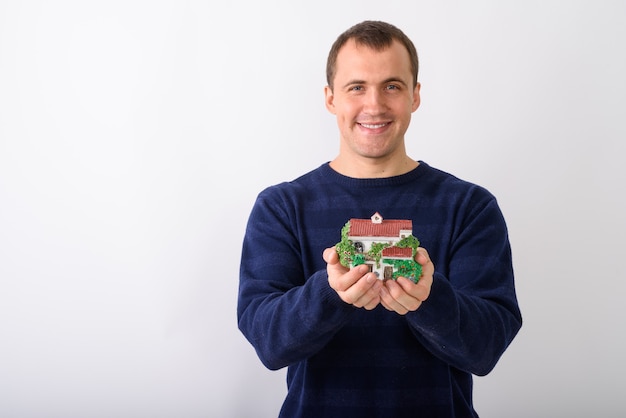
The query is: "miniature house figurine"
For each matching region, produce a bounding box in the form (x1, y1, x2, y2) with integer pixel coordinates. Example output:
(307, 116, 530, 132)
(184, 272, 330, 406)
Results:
(335, 212, 422, 283)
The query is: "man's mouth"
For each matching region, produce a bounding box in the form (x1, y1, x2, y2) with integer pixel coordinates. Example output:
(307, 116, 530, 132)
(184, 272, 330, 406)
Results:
(358, 122, 389, 129)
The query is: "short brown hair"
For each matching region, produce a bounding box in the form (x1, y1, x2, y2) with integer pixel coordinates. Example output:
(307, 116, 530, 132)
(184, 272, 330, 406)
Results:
(326, 20, 419, 91)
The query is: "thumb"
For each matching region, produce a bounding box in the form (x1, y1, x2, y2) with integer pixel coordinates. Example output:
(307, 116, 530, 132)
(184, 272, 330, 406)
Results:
(323, 247, 340, 264)
(415, 247, 430, 266)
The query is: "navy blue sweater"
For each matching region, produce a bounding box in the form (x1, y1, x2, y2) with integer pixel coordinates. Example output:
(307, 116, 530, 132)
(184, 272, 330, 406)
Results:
(237, 162, 522, 417)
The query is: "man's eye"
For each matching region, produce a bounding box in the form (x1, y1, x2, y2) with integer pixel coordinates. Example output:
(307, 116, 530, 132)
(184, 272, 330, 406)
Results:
(350, 86, 363, 91)
(386, 84, 399, 90)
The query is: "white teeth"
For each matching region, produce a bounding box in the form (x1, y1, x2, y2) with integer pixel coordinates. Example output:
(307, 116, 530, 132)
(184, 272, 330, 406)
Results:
(360, 123, 387, 129)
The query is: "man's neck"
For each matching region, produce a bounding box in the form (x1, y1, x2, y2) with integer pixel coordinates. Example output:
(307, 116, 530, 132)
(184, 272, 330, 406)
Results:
(329, 155, 419, 179)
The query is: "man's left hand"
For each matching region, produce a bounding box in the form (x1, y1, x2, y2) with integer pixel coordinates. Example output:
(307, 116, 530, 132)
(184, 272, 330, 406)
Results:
(379, 247, 434, 315)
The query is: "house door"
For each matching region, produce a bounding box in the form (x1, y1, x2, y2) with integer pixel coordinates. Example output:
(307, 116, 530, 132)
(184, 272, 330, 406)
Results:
(384, 266, 393, 280)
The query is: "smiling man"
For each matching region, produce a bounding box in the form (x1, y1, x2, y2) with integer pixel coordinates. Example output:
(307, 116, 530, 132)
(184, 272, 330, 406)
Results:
(325, 35, 420, 178)
(238, 20, 522, 418)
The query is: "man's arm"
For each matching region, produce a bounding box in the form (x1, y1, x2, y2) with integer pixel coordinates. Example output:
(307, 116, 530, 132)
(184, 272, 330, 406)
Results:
(237, 192, 364, 370)
(380, 198, 522, 376)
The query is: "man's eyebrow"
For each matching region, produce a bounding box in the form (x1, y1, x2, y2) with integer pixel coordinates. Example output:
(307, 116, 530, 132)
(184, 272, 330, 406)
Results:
(382, 77, 409, 87)
(342, 79, 366, 89)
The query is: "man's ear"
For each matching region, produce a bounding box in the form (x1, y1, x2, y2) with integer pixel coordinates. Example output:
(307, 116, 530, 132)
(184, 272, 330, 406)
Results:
(412, 82, 421, 112)
(324, 85, 336, 114)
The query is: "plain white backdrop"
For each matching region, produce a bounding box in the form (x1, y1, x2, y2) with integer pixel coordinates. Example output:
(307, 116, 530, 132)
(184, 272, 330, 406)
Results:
(1, 1, 625, 417)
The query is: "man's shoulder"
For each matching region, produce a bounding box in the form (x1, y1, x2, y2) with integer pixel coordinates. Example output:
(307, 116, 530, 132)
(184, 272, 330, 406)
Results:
(421, 162, 496, 201)
(257, 163, 329, 199)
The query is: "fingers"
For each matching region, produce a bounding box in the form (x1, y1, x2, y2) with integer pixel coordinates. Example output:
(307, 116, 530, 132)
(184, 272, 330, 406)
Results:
(380, 278, 421, 314)
(415, 247, 434, 277)
(330, 263, 368, 291)
(332, 267, 382, 309)
(380, 248, 435, 315)
(325, 247, 351, 288)
(324, 246, 437, 313)
(325, 245, 382, 309)
(344, 272, 382, 309)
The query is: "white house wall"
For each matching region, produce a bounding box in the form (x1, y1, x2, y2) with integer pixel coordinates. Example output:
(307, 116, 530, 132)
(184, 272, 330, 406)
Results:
(349, 236, 399, 253)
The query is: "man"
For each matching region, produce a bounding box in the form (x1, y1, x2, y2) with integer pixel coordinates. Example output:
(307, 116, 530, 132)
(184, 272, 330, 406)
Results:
(237, 20, 522, 417)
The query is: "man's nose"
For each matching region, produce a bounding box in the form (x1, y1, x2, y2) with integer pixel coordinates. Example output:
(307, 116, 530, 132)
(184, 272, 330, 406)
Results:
(363, 89, 387, 113)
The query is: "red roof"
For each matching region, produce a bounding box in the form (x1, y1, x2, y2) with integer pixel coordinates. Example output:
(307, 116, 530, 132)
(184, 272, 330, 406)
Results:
(381, 247, 413, 258)
(348, 218, 412, 238)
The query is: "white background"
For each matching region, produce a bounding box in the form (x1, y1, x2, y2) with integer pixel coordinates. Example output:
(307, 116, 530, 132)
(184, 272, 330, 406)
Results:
(1, 1, 625, 417)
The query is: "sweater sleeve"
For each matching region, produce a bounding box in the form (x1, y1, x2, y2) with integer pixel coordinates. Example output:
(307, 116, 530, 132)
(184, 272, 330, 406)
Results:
(406, 194, 522, 376)
(237, 187, 355, 370)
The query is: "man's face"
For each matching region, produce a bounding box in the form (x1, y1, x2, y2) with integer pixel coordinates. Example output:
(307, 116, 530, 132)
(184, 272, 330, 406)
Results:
(325, 39, 420, 163)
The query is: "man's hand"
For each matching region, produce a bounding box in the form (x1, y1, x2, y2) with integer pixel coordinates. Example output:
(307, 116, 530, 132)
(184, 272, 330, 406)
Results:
(380, 247, 434, 315)
(324, 247, 382, 310)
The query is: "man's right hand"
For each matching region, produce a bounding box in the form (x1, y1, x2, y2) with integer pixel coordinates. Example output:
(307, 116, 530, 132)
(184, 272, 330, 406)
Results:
(323, 247, 382, 310)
